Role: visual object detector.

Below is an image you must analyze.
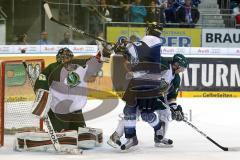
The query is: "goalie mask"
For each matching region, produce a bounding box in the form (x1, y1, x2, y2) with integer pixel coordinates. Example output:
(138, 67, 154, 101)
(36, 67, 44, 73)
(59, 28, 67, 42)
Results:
(56, 47, 74, 64)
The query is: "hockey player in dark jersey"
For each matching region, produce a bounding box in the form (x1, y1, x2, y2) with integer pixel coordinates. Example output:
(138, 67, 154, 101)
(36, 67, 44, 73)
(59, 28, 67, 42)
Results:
(120, 23, 166, 150)
(108, 54, 189, 150)
(107, 23, 165, 150)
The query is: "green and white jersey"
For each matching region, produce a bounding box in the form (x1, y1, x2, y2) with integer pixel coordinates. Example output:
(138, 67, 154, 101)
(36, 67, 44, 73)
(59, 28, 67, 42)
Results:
(34, 57, 102, 114)
(160, 58, 181, 101)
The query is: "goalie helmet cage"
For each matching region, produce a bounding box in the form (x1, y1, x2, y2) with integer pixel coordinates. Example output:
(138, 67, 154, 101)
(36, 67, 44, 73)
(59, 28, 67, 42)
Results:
(0, 59, 44, 146)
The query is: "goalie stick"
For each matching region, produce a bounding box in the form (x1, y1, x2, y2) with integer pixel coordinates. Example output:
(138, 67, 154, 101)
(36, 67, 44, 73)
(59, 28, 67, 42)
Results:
(43, 1, 110, 44)
(22, 61, 83, 154)
(43, 1, 139, 62)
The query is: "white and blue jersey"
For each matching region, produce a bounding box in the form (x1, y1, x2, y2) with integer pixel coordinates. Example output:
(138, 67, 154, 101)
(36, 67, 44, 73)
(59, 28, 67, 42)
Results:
(126, 35, 162, 64)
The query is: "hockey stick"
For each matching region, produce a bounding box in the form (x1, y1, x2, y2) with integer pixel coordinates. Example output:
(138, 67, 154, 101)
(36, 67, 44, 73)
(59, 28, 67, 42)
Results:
(22, 61, 82, 154)
(43, 1, 110, 44)
(182, 119, 240, 151)
(164, 103, 240, 151)
(43, 1, 134, 61)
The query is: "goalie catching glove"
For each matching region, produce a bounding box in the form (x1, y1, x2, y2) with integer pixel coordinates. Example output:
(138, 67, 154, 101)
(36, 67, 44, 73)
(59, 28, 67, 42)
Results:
(169, 103, 184, 121)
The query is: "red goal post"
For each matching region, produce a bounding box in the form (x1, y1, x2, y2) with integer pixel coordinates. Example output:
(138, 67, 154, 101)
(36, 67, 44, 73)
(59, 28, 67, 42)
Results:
(0, 59, 45, 146)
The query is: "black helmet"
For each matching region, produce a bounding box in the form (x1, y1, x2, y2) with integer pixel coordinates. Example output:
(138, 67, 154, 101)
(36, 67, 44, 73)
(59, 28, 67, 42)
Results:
(172, 54, 189, 68)
(146, 22, 163, 38)
(56, 47, 74, 63)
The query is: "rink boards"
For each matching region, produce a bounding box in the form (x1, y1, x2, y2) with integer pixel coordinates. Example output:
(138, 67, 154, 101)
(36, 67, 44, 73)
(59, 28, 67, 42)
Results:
(0, 50, 240, 99)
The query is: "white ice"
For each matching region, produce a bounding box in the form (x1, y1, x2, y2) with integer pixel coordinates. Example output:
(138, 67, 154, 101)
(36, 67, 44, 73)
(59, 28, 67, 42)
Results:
(1, 98, 240, 160)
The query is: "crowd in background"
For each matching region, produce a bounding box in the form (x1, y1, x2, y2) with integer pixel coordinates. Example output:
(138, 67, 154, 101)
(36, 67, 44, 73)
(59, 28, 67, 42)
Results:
(14, 0, 201, 45)
(13, 0, 240, 45)
(14, 31, 74, 45)
(231, 0, 240, 28)
(89, 0, 200, 35)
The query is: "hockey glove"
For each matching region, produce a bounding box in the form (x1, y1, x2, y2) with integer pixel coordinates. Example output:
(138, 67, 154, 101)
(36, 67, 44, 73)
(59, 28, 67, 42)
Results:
(169, 103, 184, 121)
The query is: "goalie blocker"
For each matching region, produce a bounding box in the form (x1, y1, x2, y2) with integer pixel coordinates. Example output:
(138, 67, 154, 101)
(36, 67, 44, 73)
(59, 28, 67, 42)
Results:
(15, 127, 103, 151)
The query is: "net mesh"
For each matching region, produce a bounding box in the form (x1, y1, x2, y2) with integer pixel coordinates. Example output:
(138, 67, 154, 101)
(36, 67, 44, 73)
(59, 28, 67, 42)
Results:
(4, 101, 40, 134)
(0, 60, 44, 145)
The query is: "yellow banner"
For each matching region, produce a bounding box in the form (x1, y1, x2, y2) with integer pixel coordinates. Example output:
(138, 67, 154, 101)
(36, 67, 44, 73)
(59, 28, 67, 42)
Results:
(162, 28, 201, 47)
(107, 26, 201, 47)
(180, 91, 240, 98)
(107, 26, 145, 43)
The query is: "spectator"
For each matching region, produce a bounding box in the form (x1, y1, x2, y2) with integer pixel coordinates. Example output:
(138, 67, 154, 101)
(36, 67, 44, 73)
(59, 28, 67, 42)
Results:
(191, 0, 201, 7)
(88, 0, 101, 35)
(59, 31, 75, 45)
(88, 0, 111, 35)
(15, 33, 28, 45)
(36, 31, 53, 45)
(165, 0, 178, 24)
(126, 0, 147, 23)
(176, 0, 200, 28)
(176, 0, 201, 7)
(176, 0, 185, 6)
(99, 0, 112, 22)
(109, 0, 125, 22)
(233, 3, 240, 28)
(145, 0, 161, 23)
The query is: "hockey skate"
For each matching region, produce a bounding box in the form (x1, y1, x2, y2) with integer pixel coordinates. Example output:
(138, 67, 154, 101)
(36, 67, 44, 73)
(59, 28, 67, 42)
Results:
(155, 137, 173, 148)
(107, 131, 122, 148)
(154, 128, 173, 148)
(120, 136, 138, 150)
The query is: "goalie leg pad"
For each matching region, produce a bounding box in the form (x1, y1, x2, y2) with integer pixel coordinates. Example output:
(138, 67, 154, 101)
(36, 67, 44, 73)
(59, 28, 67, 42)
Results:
(78, 127, 103, 149)
(14, 130, 78, 152)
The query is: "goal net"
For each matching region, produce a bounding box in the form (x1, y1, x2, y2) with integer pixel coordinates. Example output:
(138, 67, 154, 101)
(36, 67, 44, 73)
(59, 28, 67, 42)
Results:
(0, 59, 44, 146)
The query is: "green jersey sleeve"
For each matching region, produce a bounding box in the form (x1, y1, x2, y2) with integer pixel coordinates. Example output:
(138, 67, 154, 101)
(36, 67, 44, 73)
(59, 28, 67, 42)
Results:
(34, 62, 60, 91)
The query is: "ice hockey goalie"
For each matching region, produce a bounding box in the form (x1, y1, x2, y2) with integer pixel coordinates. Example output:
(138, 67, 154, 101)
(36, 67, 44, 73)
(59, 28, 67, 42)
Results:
(14, 47, 104, 152)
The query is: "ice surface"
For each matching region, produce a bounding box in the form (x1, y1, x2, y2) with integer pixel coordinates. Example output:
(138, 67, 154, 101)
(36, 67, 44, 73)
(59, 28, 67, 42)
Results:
(1, 98, 240, 160)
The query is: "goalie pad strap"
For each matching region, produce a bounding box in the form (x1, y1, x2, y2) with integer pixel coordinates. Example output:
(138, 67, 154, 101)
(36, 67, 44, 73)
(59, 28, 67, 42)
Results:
(78, 132, 103, 143)
(78, 127, 103, 149)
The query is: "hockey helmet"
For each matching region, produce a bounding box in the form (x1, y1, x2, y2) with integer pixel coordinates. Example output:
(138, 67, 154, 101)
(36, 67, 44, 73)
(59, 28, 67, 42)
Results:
(172, 54, 189, 68)
(117, 36, 128, 44)
(56, 47, 74, 63)
(146, 22, 163, 38)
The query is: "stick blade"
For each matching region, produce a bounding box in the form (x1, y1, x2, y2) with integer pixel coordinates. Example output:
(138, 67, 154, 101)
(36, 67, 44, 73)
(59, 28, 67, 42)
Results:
(227, 147, 240, 151)
(43, 1, 53, 19)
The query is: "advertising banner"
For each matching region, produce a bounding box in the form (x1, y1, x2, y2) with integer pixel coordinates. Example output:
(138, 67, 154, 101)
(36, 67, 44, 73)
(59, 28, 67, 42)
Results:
(107, 26, 201, 47)
(180, 57, 240, 93)
(202, 29, 240, 47)
(5, 63, 26, 86)
(0, 45, 98, 56)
